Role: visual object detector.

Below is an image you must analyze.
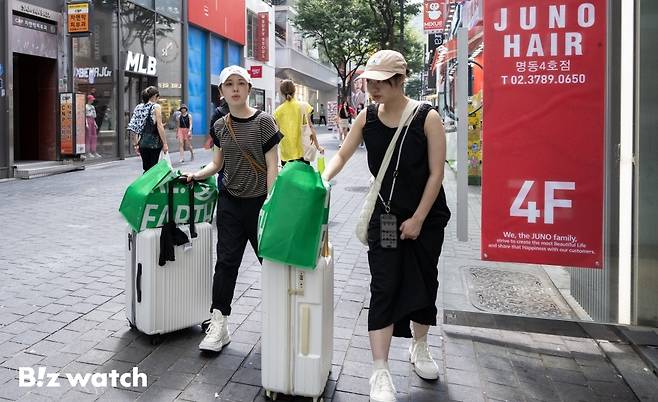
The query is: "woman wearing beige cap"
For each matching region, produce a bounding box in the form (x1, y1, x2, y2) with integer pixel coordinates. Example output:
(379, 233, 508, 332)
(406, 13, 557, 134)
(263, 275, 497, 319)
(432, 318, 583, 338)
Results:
(323, 50, 451, 402)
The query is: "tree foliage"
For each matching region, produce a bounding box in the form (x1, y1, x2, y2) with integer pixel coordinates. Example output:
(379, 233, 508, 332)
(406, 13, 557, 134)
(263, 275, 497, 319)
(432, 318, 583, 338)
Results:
(295, 0, 425, 103)
(366, 0, 420, 50)
(294, 0, 379, 103)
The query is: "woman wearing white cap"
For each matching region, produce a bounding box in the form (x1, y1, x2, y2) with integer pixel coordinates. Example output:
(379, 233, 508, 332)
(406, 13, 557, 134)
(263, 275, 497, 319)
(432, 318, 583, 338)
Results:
(187, 65, 282, 353)
(323, 50, 451, 402)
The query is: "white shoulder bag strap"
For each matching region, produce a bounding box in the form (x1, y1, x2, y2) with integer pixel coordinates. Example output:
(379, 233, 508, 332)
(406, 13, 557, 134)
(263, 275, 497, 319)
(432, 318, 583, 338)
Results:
(355, 100, 420, 245)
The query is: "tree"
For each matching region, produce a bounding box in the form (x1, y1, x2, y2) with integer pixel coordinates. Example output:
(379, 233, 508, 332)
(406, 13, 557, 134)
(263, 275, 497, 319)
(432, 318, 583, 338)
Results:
(405, 75, 422, 100)
(295, 0, 425, 103)
(295, 0, 379, 104)
(366, 0, 421, 51)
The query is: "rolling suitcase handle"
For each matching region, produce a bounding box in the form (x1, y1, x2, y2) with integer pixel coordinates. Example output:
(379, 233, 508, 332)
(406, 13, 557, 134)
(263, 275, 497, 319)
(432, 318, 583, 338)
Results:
(178, 176, 197, 239)
(136, 263, 142, 303)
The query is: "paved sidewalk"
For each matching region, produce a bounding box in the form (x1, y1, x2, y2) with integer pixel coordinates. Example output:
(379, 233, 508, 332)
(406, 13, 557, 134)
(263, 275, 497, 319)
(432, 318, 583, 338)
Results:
(0, 127, 655, 401)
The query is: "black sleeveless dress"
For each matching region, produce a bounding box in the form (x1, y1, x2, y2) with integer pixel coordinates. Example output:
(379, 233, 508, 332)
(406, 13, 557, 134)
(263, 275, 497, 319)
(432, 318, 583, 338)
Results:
(363, 103, 451, 338)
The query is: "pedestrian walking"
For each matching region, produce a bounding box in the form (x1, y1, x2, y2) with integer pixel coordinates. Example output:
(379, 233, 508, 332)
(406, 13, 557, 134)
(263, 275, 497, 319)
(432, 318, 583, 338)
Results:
(176, 104, 194, 163)
(206, 96, 230, 149)
(273, 80, 308, 166)
(136, 86, 168, 172)
(186, 65, 281, 353)
(85, 95, 100, 158)
(322, 50, 451, 402)
(319, 103, 327, 126)
(337, 100, 351, 147)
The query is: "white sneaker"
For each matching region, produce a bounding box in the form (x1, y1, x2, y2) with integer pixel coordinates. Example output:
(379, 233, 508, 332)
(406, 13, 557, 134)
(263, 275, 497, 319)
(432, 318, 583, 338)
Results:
(409, 340, 439, 380)
(94, 153, 102, 158)
(369, 368, 396, 402)
(199, 309, 230, 352)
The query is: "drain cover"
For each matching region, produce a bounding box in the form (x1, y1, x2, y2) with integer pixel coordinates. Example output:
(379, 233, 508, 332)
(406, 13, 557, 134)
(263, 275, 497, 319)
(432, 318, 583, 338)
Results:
(344, 186, 369, 193)
(462, 266, 575, 319)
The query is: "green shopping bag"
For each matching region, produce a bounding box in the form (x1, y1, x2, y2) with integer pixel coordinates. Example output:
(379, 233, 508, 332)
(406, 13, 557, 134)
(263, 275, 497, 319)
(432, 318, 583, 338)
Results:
(258, 161, 329, 269)
(119, 159, 218, 232)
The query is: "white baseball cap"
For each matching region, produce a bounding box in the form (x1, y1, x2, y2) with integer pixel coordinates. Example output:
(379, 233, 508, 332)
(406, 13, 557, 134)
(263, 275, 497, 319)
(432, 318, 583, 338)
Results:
(218, 65, 252, 86)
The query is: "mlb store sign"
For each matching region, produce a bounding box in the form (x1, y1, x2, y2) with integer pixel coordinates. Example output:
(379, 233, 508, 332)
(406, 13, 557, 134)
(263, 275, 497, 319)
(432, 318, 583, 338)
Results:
(481, 1, 606, 269)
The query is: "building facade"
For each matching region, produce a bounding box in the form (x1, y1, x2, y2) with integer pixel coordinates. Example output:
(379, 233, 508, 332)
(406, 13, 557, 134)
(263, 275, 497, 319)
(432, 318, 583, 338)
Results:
(0, 0, 187, 177)
(186, 0, 245, 138)
(272, 0, 337, 121)
(245, 0, 276, 115)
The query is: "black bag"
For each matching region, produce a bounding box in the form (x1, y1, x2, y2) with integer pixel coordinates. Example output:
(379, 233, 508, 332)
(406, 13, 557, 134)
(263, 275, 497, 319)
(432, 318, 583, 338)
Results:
(138, 104, 162, 149)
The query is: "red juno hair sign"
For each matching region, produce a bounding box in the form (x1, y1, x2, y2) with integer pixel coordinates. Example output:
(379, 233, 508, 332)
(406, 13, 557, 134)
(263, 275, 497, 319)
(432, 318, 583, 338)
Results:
(482, 1, 606, 268)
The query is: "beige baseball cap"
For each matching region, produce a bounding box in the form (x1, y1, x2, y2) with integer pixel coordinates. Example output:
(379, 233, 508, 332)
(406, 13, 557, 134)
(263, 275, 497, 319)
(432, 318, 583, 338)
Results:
(357, 50, 408, 81)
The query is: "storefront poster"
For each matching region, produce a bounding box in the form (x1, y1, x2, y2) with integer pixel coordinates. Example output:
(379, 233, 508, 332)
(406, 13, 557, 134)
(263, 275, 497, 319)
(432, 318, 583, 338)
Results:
(482, 1, 606, 268)
(75, 93, 86, 154)
(60, 93, 73, 155)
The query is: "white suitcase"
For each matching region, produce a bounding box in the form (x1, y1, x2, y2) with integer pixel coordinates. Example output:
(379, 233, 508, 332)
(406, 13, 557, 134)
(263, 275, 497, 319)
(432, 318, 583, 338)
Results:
(261, 244, 334, 402)
(125, 223, 213, 336)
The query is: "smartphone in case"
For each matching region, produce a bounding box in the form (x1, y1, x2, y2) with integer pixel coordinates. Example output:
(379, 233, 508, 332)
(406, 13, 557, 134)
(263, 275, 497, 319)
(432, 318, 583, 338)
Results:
(380, 213, 398, 249)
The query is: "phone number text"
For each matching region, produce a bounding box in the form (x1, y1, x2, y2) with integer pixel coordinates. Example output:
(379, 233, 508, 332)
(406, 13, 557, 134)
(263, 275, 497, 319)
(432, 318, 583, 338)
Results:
(501, 74, 587, 86)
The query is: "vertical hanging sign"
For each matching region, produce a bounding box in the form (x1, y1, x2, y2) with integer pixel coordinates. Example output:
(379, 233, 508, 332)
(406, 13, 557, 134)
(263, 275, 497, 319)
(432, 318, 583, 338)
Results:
(423, 0, 446, 34)
(255, 12, 269, 62)
(482, 1, 606, 268)
(67, 2, 90, 34)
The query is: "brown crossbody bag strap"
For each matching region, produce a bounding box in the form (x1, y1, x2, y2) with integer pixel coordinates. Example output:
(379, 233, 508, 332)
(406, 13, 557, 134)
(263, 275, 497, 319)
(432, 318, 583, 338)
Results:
(224, 114, 267, 174)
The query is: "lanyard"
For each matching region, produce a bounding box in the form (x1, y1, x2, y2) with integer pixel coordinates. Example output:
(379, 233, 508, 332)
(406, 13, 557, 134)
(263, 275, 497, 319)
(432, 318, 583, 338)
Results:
(378, 121, 413, 214)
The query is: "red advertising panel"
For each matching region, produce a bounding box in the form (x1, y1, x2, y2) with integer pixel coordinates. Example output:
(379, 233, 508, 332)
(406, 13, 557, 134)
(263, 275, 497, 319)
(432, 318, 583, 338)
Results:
(249, 65, 262, 78)
(423, 0, 445, 34)
(482, 1, 606, 268)
(188, 0, 245, 45)
(255, 12, 269, 62)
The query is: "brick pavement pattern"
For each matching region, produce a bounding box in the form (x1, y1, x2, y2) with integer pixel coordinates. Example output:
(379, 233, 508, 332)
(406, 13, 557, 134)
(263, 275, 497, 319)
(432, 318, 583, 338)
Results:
(0, 129, 649, 401)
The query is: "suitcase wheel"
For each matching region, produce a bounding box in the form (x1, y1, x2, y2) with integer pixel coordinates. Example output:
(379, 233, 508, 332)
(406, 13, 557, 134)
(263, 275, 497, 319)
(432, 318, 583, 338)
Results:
(265, 390, 277, 400)
(149, 335, 162, 346)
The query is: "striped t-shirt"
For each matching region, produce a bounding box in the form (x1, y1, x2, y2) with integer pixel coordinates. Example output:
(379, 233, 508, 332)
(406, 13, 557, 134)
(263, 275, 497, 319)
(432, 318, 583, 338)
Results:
(211, 110, 281, 198)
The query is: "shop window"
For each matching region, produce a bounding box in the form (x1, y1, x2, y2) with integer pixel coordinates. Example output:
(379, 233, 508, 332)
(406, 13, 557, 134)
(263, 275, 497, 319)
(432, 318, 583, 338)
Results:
(211, 35, 226, 78)
(275, 10, 287, 42)
(130, 0, 154, 9)
(121, 1, 155, 56)
(156, 0, 181, 20)
(249, 88, 265, 111)
(155, 15, 182, 135)
(228, 42, 241, 66)
(247, 11, 257, 59)
(73, 0, 118, 158)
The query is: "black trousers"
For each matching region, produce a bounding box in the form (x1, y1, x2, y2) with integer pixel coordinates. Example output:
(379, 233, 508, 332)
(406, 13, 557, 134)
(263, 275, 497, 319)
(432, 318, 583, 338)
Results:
(319, 116, 326, 125)
(140, 147, 162, 172)
(212, 191, 266, 315)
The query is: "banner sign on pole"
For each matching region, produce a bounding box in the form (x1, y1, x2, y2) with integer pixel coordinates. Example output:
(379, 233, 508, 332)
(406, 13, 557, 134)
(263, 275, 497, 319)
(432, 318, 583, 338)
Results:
(423, 0, 446, 34)
(482, 1, 606, 268)
(255, 12, 269, 62)
(67, 2, 89, 34)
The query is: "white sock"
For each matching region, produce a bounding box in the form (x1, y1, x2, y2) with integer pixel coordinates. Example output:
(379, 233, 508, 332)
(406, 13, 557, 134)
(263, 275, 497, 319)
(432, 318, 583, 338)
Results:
(373, 359, 388, 372)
